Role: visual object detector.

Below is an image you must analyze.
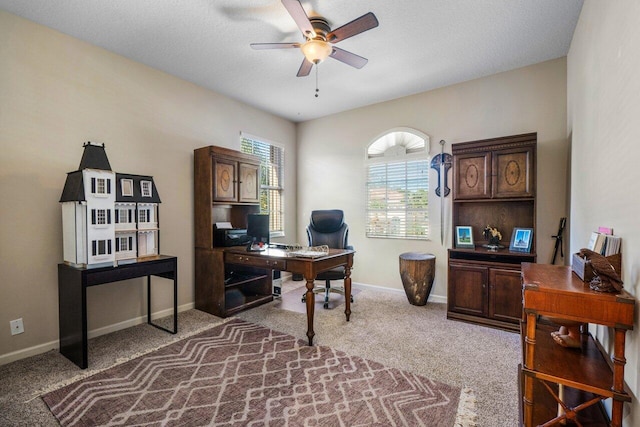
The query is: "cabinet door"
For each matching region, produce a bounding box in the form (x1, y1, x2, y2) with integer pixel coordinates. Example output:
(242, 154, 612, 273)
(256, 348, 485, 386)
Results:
(448, 263, 488, 317)
(238, 162, 260, 203)
(213, 158, 237, 202)
(488, 267, 523, 323)
(492, 146, 534, 198)
(453, 152, 491, 199)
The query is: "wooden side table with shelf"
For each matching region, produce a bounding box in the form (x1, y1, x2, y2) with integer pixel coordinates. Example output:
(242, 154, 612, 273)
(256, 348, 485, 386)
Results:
(520, 262, 635, 427)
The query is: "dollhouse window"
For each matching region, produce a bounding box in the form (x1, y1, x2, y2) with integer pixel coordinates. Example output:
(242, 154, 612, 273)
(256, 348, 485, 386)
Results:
(91, 209, 111, 225)
(121, 179, 133, 196)
(92, 239, 112, 256)
(141, 181, 152, 197)
(91, 177, 111, 195)
(117, 208, 131, 224)
(139, 209, 148, 223)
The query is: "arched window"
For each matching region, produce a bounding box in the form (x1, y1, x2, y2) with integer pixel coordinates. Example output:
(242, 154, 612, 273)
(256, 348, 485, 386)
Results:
(366, 128, 430, 239)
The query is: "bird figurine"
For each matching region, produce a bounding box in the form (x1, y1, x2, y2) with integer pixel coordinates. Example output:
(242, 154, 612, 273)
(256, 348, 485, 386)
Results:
(578, 248, 623, 292)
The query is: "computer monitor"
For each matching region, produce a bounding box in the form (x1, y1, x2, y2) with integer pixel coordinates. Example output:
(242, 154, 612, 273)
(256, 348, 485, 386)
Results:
(247, 214, 269, 249)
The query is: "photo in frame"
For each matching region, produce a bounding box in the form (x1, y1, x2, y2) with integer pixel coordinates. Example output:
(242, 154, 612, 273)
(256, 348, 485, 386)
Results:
(455, 226, 474, 248)
(510, 227, 533, 252)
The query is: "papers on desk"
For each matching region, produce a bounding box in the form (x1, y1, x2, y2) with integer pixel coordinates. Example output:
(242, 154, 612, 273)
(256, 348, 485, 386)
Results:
(286, 245, 329, 258)
(288, 250, 328, 258)
(215, 222, 233, 229)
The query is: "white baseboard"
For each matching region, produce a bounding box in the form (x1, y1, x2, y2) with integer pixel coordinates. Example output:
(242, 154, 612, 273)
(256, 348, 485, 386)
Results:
(352, 281, 447, 304)
(0, 302, 194, 366)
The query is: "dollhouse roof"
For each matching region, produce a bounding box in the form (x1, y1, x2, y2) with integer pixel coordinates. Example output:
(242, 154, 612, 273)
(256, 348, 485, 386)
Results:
(60, 143, 161, 204)
(116, 173, 161, 203)
(78, 142, 112, 171)
(59, 170, 85, 202)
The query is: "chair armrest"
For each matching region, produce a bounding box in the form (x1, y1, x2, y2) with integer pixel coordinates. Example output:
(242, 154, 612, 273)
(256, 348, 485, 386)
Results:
(345, 245, 354, 251)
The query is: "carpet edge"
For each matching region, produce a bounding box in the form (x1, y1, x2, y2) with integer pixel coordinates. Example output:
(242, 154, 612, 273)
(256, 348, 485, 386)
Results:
(454, 386, 478, 427)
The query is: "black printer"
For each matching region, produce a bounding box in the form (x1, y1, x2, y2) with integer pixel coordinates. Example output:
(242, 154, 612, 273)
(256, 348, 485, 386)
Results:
(214, 228, 252, 247)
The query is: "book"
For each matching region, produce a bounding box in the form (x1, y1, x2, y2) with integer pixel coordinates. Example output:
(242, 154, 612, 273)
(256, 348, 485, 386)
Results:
(587, 232, 603, 251)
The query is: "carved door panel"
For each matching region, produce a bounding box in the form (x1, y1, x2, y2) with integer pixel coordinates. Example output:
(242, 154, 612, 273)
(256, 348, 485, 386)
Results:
(448, 263, 488, 317)
(238, 162, 260, 203)
(453, 152, 490, 199)
(213, 159, 237, 202)
(492, 147, 534, 198)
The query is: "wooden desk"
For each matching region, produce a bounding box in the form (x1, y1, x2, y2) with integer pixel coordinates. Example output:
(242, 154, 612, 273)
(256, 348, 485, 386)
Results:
(58, 255, 178, 369)
(521, 262, 635, 427)
(219, 247, 354, 346)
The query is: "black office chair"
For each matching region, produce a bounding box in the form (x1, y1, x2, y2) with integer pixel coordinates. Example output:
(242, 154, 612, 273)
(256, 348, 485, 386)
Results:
(301, 209, 354, 309)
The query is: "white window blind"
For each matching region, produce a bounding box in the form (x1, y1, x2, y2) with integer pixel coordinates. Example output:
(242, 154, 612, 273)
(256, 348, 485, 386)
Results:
(240, 134, 284, 236)
(366, 129, 430, 240)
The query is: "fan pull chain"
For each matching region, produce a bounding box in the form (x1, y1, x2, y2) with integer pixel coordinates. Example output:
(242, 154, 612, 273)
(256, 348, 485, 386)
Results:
(315, 64, 320, 98)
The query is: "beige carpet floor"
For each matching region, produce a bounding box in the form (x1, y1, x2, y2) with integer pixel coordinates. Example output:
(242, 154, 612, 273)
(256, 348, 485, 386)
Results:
(0, 278, 521, 426)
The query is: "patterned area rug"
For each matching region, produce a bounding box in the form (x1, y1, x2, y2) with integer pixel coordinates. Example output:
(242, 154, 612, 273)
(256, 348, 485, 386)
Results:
(43, 319, 473, 426)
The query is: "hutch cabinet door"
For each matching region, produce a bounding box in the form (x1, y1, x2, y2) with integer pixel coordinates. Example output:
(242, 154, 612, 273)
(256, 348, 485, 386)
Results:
(453, 152, 491, 199)
(213, 158, 237, 202)
(238, 162, 260, 203)
(488, 267, 523, 323)
(448, 263, 488, 317)
(492, 146, 534, 198)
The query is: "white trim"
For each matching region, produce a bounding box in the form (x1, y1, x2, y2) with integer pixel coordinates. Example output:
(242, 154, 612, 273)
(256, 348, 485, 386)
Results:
(0, 302, 195, 366)
(352, 281, 446, 304)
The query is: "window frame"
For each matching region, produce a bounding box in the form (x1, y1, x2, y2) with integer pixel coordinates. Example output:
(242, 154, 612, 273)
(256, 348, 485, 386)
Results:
(141, 180, 152, 197)
(365, 128, 430, 240)
(121, 179, 134, 197)
(240, 132, 285, 238)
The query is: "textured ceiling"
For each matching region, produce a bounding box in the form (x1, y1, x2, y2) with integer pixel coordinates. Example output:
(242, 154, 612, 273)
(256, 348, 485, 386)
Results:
(0, 0, 584, 122)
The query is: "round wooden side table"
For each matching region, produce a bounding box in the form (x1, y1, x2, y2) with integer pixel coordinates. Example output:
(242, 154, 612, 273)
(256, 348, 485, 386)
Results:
(399, 252, 436, 306)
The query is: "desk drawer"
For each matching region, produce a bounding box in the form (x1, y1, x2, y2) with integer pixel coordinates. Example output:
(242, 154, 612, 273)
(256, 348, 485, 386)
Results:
(226, 253, 286, 270)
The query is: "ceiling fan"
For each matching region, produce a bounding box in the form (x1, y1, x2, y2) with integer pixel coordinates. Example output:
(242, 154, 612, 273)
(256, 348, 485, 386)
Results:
(250, 0, 379, 77)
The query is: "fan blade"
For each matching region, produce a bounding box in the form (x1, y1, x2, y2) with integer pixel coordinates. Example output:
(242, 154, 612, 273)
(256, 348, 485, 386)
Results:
(329, 47, 368, 69)
(327, 12, 379, 43)
(281, 0, 316, 38)
(297, 58, 313, 77)
(250, 42, 300, 50)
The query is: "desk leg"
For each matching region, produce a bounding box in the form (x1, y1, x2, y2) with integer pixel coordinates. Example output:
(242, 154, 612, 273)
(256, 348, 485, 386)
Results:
(305, 276, 316, 346)
(344, 264, 352, 321)
(523, 311, 537, 427)
(611, 327, 627, 427)
(58, 265, 87, 369)
(147, 273, 178, 335)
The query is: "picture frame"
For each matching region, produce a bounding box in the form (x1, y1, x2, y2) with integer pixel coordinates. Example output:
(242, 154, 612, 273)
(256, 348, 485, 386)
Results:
(455, 226, 474, 248)
(510, 227, 533, 253)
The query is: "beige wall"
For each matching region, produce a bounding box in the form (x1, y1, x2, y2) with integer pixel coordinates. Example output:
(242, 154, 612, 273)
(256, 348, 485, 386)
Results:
(0, 10, 297, 362)
(297, 58, 568, 299)
(568, 1, 640, 424)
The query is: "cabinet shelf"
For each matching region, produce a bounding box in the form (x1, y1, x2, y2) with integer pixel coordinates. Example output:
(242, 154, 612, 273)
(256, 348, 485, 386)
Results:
(521, 323, 630, 401)
(224, 273, 269, 289)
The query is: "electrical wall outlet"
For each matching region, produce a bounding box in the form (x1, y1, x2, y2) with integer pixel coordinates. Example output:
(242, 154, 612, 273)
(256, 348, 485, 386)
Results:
(10, 318, 24, 335)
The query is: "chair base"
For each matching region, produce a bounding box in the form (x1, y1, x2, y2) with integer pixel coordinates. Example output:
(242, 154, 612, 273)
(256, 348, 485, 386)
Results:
(301, 284, 354, 309)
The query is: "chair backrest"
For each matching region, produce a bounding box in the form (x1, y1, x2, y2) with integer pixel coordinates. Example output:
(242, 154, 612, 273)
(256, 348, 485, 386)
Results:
(306, 210, 349, 249)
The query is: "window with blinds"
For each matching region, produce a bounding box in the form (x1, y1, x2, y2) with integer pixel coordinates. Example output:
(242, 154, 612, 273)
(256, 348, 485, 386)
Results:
(366, 129, 430, 240)
(240, 133, 285, 237)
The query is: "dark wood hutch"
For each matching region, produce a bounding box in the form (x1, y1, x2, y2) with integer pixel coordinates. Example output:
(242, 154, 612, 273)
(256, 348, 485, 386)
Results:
(194, 145, 273, 317)
(447, 133, 537, 331)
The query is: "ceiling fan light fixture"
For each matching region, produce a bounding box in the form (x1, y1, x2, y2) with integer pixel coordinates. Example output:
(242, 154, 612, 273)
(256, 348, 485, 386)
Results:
(301, 39, 332, 64)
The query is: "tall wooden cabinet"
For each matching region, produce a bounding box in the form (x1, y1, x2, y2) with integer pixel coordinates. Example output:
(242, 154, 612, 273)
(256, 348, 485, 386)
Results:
(194, 146, 273, 317)
(447, 133, 537, 331)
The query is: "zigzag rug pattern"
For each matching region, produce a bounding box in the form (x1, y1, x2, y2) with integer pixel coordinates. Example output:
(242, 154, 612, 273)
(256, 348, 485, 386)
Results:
(43, 319, 461, 426)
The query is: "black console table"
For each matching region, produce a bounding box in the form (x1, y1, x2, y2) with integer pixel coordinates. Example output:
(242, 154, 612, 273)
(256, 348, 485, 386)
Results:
(58, 255, 178, 369)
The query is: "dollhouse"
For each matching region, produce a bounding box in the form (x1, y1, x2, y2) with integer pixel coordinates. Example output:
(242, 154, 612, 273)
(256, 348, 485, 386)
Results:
(59, 142, 161, 267)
